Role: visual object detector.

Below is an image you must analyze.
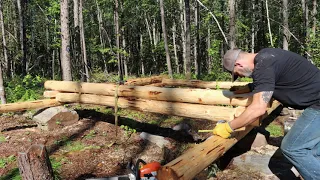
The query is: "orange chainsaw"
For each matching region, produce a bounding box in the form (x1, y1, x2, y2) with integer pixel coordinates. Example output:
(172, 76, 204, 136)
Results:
(86, 159, 161, 180)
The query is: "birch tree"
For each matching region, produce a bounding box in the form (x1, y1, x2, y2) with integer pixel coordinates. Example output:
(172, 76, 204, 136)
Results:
(160, 0, 173, 78)
(283, 0, 290, 50)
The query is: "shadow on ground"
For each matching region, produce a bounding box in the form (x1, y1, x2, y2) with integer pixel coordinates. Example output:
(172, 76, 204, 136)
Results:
(76, 109, 202, 143)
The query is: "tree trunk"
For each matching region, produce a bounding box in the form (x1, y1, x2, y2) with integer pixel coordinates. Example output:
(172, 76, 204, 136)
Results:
(180, 0, 186, 74)
(115, 0, 123, 82)
(0, 1, 8, 77)
(122, 33, 128, 78)
(96, 0, 107, 73)
(79, 0, 89, 82)
(251, 0, 255, 53)
(60, 0, 72, 81)
(160, 0, 173, 79)
(172, 22, 179, 74)
(184, 0, 191, 80)
(207, 28, 212, 72)
(52, 19, 57, 80)
(283, 0, 289, 50)
(312, 0, 317, 35)
(194, 2, 200, 78)
(266, 0, 273, 47)
(16, 0, 27, 75)
(73, 0, 80, 77)
(140, 34, 145, 76)
(18, 144, 54, 180)
(229, 0, 236, 49)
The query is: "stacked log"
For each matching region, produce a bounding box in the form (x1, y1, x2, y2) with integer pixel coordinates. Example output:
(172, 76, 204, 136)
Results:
(43, 80, 254, 121)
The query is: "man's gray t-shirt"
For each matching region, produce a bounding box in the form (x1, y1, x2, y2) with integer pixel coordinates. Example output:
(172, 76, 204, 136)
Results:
(251, 48, 320, 110)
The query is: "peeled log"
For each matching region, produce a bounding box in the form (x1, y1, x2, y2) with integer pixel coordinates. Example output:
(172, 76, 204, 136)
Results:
(56, 93, 238, 121)
(44, 81, 252, 106)
(0, 99, 62, 113)
(157, 101, 282, 180)
(161, 79, 249, 89)
(124, 75, 166, 86)
(43, 91, 60, 98)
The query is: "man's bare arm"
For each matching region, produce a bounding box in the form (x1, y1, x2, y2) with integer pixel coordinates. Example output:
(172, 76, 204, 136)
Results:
(229, 91, 273, 130)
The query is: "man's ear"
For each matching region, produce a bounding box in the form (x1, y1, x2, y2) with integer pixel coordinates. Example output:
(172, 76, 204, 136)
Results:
(235, 62, 243, 67)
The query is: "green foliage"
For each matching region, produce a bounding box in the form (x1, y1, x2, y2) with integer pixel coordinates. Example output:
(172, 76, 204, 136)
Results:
(64, 141, 86, 152)
(0, 155, 16, 169)
(63, 141, 100, 152)
(85, 130, 96, 139)
(266, 123, 283, 137)
(0, 134, 6, 143)
(306, 30, 320, 68)
(207, 163, 220, 178)
(120, 125, 136, 138)
(0, 168, 20, 180)
(5, 75, 45, 103)
(50, 157, 64, 180)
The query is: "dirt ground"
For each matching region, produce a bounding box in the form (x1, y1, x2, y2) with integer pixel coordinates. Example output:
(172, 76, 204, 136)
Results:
(0, 104, 286, 180)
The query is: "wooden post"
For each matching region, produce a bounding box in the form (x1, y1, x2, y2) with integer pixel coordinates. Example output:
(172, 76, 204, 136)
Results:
(18, 144, 54, 180)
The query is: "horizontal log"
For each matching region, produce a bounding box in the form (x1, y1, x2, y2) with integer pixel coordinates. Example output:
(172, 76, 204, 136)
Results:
(44, 81, 252, 106)
(157, 101, 281, 180)
(0, 99, 62, 113)
(161, 79, 249, 89)
(43, 91, 60, 98)
(56, 93, 238, 121)
(124, 75, 167, 86)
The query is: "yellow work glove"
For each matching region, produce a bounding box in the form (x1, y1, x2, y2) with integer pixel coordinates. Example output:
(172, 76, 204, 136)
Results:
(213, 122, 234, 139)
(229, 84, 252, 94)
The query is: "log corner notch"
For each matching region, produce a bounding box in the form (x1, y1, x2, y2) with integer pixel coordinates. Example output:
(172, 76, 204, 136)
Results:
(157, 101, 282, 180)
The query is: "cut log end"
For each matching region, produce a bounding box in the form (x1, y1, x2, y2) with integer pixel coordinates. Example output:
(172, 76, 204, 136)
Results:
(18, 144, 54, 180)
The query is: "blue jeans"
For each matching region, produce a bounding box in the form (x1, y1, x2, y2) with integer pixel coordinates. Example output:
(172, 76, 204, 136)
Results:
(281, 107, 320, 180)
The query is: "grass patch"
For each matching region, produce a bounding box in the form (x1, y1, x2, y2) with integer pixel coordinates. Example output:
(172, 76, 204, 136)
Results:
(0, 168, 20, 180)
(64, 141, 101, 152)
(266, 123, 283, 137)
(118, 109, 148, 120)
(0, 134, 6, 143)
(159, 116, 186, 127)
(84, 130, 96, 139)
(0, 155, 16, 169)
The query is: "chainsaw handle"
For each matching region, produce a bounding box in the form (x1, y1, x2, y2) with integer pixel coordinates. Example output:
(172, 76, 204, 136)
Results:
(135, 159, 146, 178)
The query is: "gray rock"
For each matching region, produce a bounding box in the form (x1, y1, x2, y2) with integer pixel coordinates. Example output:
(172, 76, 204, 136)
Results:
(33, 106, 79, 130)
(139, 132, 170, 148)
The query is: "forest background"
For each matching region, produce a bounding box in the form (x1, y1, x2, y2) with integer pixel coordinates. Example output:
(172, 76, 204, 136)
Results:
(0, 0, 318, 103)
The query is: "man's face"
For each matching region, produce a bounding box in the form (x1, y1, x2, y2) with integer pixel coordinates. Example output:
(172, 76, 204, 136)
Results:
(234, 64, 253, 78)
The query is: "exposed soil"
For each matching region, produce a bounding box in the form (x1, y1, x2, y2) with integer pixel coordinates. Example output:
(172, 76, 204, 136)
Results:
(0, 104, 287, 180)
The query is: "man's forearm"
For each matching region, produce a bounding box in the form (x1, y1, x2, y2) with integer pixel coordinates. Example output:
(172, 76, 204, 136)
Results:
(229, 105, 264, 130)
